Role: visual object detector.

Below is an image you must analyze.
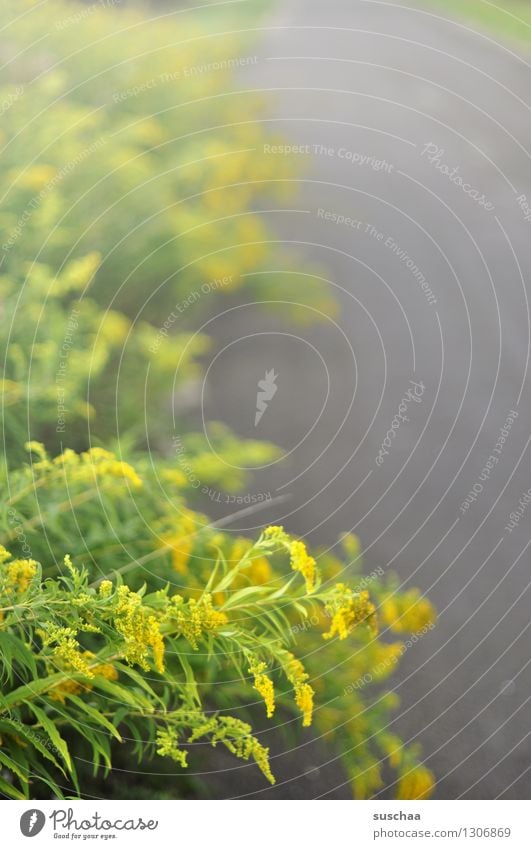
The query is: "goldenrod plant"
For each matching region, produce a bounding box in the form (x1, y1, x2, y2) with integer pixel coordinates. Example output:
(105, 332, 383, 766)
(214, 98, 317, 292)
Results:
(0, 444, 436, 799)
(0, 0, 437, 800)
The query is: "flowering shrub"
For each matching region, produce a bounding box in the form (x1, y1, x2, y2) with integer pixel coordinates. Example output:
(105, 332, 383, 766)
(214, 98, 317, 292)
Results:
(0, 0, 437, 800)
(0, 444, 436, 799)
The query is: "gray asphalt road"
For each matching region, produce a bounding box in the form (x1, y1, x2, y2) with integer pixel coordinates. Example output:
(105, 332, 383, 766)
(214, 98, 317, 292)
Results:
(198, 0, 531, 798)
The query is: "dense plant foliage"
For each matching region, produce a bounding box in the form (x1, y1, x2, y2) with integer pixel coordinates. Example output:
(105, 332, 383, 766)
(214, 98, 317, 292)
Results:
(0, 444, 436, 799)
(0, 0, 437, 800)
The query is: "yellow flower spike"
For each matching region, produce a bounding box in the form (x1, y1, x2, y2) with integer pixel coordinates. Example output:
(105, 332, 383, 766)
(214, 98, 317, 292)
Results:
(396, 765, 435, 800)
(263, 525, 289, 542)
(114, 586, 166, 673)
(284, 652, 315, 726)
(0, 546, 12, 565)
(98, 580, 113, 598)
(289, 540, 318, 593)
(38, 625, 94, 677)
(167, 593, 228, 650)
(341, 533, 362, 560)
(25, 441, 48, 461)
(295, 683, 314, 727)
(246, 556, 272, 585)
(323, 584, 378, 641)
(249, 658, 275, 718)
(4, 559, 38, 594)
(161, 510, 199, 574)
(250, 740, 275, 785)
(381, 590, 437, 634)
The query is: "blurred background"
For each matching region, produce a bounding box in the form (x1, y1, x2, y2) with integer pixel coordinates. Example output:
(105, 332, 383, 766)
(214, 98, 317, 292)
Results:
(1, 0, 530, 799)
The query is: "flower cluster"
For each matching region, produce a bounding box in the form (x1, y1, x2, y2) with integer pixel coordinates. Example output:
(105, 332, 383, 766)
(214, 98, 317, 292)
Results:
(380, 589, 436, 634)
(262, 525, 319, 592)
(166, 593, 228, 650)
(156, 727, 188, 768)
(26, 443, 142, 490)
(160, 509, 200, 574)
(50, 654, 118, 703)
(114, 585, 165, 673)
(323, 584, 378, 641)
(248, 657, 276, 718)
(37, 623, 94, 677)
(0, 545, 38, 597)
(284, 652, 314, 727)
(397, 764, 435, 800)
(289, 540, 318, 593)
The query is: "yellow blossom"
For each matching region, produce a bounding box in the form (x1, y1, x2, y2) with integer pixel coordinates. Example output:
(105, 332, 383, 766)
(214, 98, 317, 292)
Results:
(98, 580, 113, 598)
(284, 652, 314, 726)
(49, 654, 118, 703)
(167, 593, 228, 649)
(380, 590, 436, 634)
(249, 658, 275, 718)
(245, 556, 272, 585)
(397, 765, 435, 800)
(161, 511, 198, 574)
(289, 540, 318, 593)
(295, 683, 314, 727)
(115, 586, 165, 673)
(38, 624, 94, 677)
(18, 164, 56, 190)
(263, 525, 290, 542)
(156, 727, 188, 767)
(323, 584, 377, 640)
(4, 559, 38, 594)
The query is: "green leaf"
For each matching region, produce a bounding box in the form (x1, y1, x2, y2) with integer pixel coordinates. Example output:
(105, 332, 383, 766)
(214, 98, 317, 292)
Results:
(27, 703, 73, 773)
(65, 694, 123, 742)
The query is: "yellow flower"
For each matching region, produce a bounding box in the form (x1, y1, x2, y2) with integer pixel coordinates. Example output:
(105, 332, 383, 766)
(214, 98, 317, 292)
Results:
(289, 540, 318, 593)
(380, 590, 436, 634)
(58, 252, 101, 293)
(25, 441, 48, 461)
(295, 683, 314, 727)
(98, 580, 113, 598)
(249, 658, 275, 718)
(3, 559, 38, 594)
(341, 533, 362, 560)
(284, 652, 314, 726)
(249, 739, 275, 785)
(167, 593, 228, 650)
(49, 655, 118, 703)
(0, 379, 23, 406)
(99, 311, 131, 345)
(246, 556, 272, 585)
(263, 525, 289, 542)
(52, 447, 142, 489)
(0, 546, 11, 565)
(115, 586, 165, 673)
(323, 584, 377, 641)
(396, 765, 435, 800)
(38, 625, 94, 677)
(161, 510, 199, 574)
(161, 468, 188, 488)
(18, 164, 56, 190)
(156, 727, 188, 767)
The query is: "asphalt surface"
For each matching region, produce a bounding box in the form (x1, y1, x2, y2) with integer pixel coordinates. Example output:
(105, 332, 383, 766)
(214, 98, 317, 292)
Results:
(198, 0, 531, 799)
